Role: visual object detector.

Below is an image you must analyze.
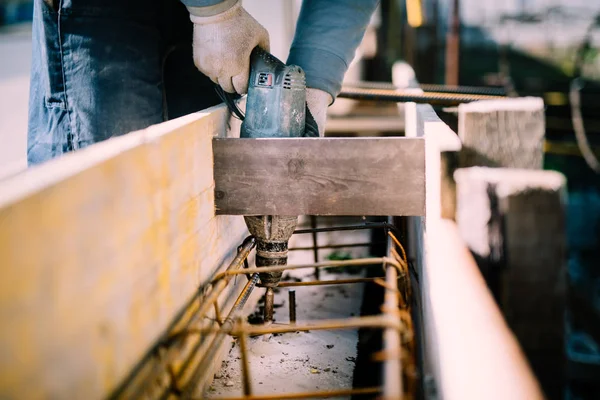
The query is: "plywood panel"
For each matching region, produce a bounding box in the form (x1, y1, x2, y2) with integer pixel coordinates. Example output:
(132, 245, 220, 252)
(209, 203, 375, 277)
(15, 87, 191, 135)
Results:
(0, 105, 249, 399)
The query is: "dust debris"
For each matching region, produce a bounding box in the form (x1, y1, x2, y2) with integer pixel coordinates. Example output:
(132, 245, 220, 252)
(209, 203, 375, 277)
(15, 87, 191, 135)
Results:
(326, 344, 334, 349)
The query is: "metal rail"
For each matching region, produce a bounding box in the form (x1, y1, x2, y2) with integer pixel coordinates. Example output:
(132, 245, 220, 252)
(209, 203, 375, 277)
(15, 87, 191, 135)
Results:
(343, 80, 506, 96)
(110, 222, 414, 400)
(338, 85, 504, 106)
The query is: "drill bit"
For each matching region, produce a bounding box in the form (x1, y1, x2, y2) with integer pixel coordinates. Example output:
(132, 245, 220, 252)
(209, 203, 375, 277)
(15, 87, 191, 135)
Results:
(244, 215, 297, 324)
(264, 287, 275, 323)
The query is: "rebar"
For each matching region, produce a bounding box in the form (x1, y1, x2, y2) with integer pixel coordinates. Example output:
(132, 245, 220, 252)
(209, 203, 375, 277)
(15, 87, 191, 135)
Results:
(263, 288, 274, 323)
(293, 222, 390, 234)
(212, 257, 394, 281)
(237, 318, 252, 396)
(383, 258, 403, 398)
(310, 216, 320, 279)
(288, 290, 296, 324)
(289, 241, 376, 251)
(338, 86, 504, 106)
(112, 223, 415, 400)
(275, 278, 377, 288)
(342, 80, 506, 96)
(178, 315, 401, 338)
(179, 271, 261, 399)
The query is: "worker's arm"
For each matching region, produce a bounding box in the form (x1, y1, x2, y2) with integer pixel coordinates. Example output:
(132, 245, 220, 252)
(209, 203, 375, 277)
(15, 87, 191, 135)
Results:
(287, 0, 380, 134)
(180, 0, 269, 94)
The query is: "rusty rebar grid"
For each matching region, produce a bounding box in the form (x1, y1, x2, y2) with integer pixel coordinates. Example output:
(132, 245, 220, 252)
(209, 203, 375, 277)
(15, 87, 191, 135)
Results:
(180, 232, 410, 399)
(110, 223, 414, 400)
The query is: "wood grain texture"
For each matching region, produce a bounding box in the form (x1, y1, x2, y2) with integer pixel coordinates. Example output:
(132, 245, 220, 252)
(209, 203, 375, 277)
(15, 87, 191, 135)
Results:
(213, 137, 425, 216)
(458, 97, 545, 169)
(0, 104, 249, 399)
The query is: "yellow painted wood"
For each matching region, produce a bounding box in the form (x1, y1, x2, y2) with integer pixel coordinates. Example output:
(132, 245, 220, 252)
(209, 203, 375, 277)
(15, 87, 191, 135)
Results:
(0, 104, 248, 399)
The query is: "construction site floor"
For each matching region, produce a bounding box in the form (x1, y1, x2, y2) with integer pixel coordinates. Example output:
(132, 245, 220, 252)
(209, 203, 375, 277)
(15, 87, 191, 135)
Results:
(204, 219, 370, 398)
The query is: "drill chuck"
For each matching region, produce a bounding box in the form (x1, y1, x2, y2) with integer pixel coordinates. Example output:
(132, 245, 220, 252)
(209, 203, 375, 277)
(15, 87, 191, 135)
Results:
(244, 215, 297, 288)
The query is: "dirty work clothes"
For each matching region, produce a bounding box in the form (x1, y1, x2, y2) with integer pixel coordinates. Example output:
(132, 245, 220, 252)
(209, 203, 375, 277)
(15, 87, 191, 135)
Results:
(27, 0, 220, 165)
(181, 0, 381, 100)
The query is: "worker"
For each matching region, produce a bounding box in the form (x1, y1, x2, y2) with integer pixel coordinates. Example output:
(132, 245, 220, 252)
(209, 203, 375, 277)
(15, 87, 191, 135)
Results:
(27, 0, 379, 165)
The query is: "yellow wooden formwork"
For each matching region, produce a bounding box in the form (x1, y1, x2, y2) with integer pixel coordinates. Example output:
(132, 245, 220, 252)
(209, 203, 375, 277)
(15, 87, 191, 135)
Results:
(0, 104, 247, 399)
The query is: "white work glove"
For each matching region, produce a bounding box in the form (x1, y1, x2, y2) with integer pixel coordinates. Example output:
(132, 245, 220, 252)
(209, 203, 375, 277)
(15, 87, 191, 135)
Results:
(188, 0, 270, 94)
(306, 88, 333, 137)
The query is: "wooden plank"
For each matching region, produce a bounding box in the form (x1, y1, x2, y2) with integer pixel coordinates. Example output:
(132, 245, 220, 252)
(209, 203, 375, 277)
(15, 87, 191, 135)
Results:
(454, 167, 567, 398)
(402, 97, 542, 400)
(213, 137, 425, 216)
(0, 103, 250, 399)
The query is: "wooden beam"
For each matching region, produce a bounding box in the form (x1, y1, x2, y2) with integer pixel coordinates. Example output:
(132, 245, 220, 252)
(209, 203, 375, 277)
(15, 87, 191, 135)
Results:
(213, 137, 425, 216)
(458, 97, 545, 169)
(402, 98, 542, 400)
(455, 167, 567, 398)
(0, 104, 250, 399)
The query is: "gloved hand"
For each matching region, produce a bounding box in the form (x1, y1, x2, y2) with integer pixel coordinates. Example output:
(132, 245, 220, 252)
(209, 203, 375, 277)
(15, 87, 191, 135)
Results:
(188, 0, 269, 94)
(306, 88, 332, 137)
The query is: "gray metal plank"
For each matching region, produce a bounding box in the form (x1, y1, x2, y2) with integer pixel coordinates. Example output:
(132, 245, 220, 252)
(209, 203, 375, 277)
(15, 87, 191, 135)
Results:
(213, 137, 425, 216)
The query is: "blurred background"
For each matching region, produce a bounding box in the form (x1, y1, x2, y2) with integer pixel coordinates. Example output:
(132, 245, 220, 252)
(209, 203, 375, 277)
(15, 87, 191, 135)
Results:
(1, 0, 599, 398)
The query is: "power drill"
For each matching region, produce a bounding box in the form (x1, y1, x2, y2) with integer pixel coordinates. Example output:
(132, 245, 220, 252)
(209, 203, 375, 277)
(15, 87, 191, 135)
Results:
(240, 47, 314, 323)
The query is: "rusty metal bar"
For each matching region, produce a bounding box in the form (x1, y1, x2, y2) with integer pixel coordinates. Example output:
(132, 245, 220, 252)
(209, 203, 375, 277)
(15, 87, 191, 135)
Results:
(288, 290, 296, 324)
(294, 223, 389, 234)
(175, 251, 408, 398)
(382, 257, 403, 398)
(179, 271, 261, 399)
(237, 318, 252, 396)
(213, 302, 223, 326)
(192, 237, 257, 333)
(343, 80, 506, 96)
(381, 229, 411, 399)
(204, 386, 382, 400)
(108, 236, 256, 400)
(169, 256, 400, 342)
(171, 315, 401, 339)
(288, 242, 375, 251)
(310, 216, 320, 279)
(114, 223, 414, 399)
(338, 87, 502, 106)
(212, 257, 396, 282)
(263, 288, 274, 323)
(275, 278, 377, 288)
(180, 245, 404, 399)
